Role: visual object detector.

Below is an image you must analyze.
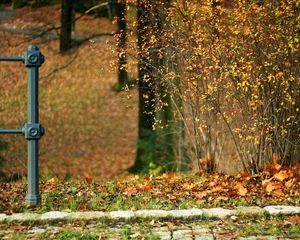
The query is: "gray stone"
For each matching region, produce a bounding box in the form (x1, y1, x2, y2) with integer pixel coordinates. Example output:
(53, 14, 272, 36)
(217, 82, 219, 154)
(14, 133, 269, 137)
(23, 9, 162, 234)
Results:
(169, 208, 204, 218)
(173, 229, 193, 239)
(195, 237, 215, 240)
(27, 227, 46, 234)
(152, 226, 169, 232)
(0, 214, 7, 222)
(236, 237, 257, 240)
(237, 206, 265, 216)
(109, 210, 134, 219)
(135, 209, 169, 218)
(264, 205, 300, 215)
(203, 208, 236, 218)
(155, 231, 172, 240)
(41, 211, 69, 220)
(68, 211, 106, 220)
(256, 237, 278, 240)
(46, 226, 62, 233)
(7, 213, 41, 222)
(192, 225, 211, 234)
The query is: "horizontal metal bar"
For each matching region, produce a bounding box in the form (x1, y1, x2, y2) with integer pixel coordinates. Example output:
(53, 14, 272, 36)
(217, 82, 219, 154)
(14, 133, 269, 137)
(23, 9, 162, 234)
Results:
(0, 128, 23, 134)
(0, 56, 24, 62)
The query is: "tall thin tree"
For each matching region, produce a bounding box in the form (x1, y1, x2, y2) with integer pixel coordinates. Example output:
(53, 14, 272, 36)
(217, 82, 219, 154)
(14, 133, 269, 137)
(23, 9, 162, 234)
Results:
(60, 0, 74, 52)
(115, 0, 129, 87)
(130, 0, 173, 173)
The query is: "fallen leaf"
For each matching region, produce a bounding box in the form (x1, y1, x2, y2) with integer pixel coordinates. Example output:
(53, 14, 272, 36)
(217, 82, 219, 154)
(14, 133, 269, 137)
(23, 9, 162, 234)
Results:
(139, 184, 152, 191)
(215, 196, 229, 201)
(288, 215, 300, 224)
(211, 185, 223, 193)
(123, 187, 138, 196)
(272, 188, 285, 197)
(194, 192, 208, 199)
(235, 183, 248, 196)
(285, 178, 295, 188)
(169, 195, 177, 200)
(274, 170, 290, 182)
(265, 182, 281, 193)
(85, 175, 92, 184)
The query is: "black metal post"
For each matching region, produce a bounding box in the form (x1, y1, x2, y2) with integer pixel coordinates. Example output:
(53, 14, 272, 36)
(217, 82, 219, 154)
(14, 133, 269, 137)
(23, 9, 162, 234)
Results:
(23, 45, 44, 206)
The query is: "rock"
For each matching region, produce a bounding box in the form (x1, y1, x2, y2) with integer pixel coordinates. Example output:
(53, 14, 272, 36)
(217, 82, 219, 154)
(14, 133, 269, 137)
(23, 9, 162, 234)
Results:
(192, 225, 212, 236)
(264, 205, 300, 215)
(135, 209, 169, 218)
(0, 214, 7, 222)
(169, 209, 204, 218)
(194, 237, 215, 240)
(6, 213, 40, 222)
(172, 229, 193, 240)
(154, 230, 172, 240)
(27, 227, 46, 234)
(41, 211, 69, 220)
(237, 207, 265, 216)
(46, 226, 62, 233)
(235, 237, 257, 240)
(68, 211, 106, 220)
(109, 210, 134, 219)
(203, 208, 236, 219)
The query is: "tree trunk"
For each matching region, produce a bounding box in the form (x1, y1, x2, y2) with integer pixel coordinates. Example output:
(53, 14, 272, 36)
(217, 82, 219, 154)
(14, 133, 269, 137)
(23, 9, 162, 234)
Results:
(115, 0, 128, 87)
(60, 0, 74, 53)
(130, 0, 173, 173)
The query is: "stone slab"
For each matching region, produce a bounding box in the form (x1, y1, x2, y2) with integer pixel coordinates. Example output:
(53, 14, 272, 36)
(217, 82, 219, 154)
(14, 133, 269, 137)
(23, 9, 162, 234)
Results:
(264, 205, 300, 215)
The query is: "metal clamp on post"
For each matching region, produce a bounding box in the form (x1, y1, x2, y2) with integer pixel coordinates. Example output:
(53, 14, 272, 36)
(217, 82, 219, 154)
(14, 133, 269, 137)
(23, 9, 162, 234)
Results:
(22, 123, 45, 140)
(23, 45, 45, 67)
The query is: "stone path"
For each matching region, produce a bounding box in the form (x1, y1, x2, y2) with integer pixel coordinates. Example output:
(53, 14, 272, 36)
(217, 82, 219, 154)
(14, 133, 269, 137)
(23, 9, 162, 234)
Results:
(0, 206, 299, 239)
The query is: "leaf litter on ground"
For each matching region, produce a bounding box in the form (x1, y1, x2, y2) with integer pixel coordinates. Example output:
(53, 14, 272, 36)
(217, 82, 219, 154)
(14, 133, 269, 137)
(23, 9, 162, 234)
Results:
(0, 162, 299, 214)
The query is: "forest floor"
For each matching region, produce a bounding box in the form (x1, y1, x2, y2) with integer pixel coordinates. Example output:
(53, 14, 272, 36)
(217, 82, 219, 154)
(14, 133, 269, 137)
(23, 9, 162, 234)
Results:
(0, 3, 138, 181)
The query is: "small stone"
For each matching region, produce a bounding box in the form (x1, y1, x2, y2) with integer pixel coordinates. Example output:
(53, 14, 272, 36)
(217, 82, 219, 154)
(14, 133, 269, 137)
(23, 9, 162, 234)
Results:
(237, 207, 265, 216)
(0, 214, 7, 222)
(154, 231, 171, 240)
(41, 211, 69, 220)
(173, 229, 193, 240)
(68, 211, 106, 220)
(169, 209, 204, 218)
(135, 209, 169, 218)
(192, 226, 211, 235)
(235, 237, 257, 240)
(27, 227, 46, 234)
(195, 236, 215, 240)
(109, 210, 134, 219)
(264, 205, 300, 215)
(7, 213, 41, 222)
(203, 208, 236, 219)
(256, 236, 279, 240)
(46, 226, 62, 233)
(152, 226, 169, 232)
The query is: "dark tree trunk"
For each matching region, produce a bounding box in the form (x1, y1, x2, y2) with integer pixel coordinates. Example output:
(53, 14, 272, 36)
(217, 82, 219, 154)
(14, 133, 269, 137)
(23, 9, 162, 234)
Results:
(130, 0, 173, 173)
(129, 0, 156, 172)
(60, 0, 74, 53)
(115, 0, 128, 86)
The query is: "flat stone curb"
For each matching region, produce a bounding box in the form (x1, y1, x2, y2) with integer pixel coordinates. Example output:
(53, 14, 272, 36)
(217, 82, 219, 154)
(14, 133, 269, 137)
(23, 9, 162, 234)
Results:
(0, 205, 299, 223)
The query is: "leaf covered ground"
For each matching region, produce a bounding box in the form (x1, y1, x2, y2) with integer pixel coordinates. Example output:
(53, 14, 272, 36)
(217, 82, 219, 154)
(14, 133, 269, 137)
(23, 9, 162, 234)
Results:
(1, 163, 299, 214)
